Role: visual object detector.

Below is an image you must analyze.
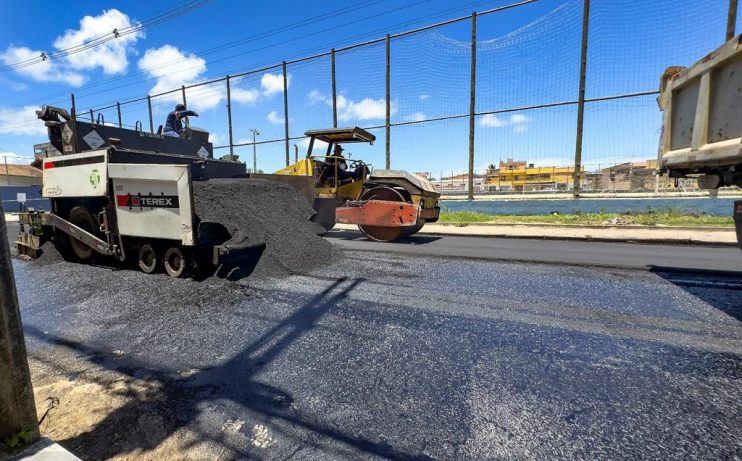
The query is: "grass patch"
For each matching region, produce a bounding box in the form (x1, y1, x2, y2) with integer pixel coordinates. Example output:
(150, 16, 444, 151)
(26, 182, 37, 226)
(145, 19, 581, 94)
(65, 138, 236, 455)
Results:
(438, 209, 734, 227)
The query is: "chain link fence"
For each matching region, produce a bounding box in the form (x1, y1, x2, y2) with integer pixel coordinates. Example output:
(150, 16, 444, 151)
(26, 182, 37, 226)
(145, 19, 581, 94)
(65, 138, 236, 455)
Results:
(75, 0, 740, 197)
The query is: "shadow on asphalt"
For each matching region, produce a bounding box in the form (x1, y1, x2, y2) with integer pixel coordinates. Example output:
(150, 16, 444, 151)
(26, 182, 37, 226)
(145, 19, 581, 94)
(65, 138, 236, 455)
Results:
(326, 229, 441, 244)
(649, 267, 742, 322)
(24, 276, 433, 460)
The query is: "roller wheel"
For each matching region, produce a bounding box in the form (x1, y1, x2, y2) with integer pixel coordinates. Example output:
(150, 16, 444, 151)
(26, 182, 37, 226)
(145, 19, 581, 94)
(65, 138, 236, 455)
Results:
(400, 219, 425, 238)
(358, 186, 408, 242)
(68, 205, 98, 261)
(138, 243, 158, 274)
(164, 246, 188, 278)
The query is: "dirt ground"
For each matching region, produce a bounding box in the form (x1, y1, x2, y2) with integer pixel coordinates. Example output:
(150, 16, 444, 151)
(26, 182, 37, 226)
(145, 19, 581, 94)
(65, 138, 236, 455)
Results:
(28, 356, 246, 460)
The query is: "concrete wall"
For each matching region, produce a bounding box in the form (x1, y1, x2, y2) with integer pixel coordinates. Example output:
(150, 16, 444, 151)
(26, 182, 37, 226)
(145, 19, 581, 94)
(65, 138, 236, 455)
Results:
(0, 186, 49, 213)
(0, 175, 42, 187)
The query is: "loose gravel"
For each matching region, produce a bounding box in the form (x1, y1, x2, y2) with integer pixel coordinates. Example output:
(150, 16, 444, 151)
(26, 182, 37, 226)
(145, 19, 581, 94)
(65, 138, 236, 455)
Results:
(193, 178, 339, 278)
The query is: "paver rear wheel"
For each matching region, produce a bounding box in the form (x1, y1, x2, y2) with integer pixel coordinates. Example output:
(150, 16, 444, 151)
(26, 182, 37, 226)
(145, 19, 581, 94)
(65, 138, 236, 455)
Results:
(68, 205, 97, 261)
(164, 246, 188, 278)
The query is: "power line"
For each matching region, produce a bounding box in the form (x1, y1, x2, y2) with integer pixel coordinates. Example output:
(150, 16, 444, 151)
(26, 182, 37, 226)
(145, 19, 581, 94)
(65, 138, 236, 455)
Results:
(78, 0, 492, 112)
(9, 0, 387, 108)
(0, 0, 212, 72)
(1, 0, 516, 133)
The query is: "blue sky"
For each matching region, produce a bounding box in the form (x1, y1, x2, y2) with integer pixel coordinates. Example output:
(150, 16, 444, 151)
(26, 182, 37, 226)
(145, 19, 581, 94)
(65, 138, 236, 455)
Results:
(0, 0, 738, 176)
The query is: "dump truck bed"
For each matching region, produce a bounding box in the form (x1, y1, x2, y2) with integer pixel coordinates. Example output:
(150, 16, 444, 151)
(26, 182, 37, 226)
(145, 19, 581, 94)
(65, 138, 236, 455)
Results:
(658, 35, 742, 173)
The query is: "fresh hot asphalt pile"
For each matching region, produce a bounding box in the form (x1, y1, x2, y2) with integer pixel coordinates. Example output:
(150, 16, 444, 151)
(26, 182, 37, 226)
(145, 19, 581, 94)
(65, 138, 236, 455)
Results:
(193, 178, 339, 278)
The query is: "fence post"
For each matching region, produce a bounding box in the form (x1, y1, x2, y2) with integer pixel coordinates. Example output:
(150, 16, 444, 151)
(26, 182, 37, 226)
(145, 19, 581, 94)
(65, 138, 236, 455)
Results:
(468, 12, 477, 200)
(181, 85, 187, 106)
(728, 0, 738, 40)
(283, 61, 290, 167)
(331, 48, 338, 128)
(147, 95, 154, 133)
(0, 207, 41, 446)
(385, 34, 391, 169)
(226, 75, 234, 161)
(117, 102, 122, 128)
(572, 0, 590, 198)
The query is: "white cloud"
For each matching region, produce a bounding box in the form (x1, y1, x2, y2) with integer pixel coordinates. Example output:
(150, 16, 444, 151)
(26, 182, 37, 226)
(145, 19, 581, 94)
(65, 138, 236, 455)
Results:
(308, 90, 396, 121)
(308, 90, 326, 105)
(139, 45, 206, 93)
(404, 112, 427, 123)
(139, 45, 223, 111)
(0, 9, 142, 87)
(299, 137, 329, 151)
(336, 95, 394, 121)
(261, 72, 290, 96)
(140, 49, 272, 111)
(478, 112, 531, 132)
(0, 152, 33, 164)
(0, 46, 85, 86)
(478, 114, 509, 127)
(54, 9, 142, 75)
(419, 94, 430, 101)
(0, 106, 48, 136)
(231, 87, 259, 104)
(267, 110, 284, 125)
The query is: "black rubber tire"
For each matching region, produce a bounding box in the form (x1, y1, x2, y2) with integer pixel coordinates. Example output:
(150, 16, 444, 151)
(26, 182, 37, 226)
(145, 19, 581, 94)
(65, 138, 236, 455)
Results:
(138, 243, 158, 274)
(164, 246, 188, 278)
(68, 205, 98, 261)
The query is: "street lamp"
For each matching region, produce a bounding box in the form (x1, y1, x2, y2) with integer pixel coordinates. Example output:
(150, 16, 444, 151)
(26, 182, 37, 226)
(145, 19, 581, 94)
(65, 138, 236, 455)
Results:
(249, 128, 260, 173)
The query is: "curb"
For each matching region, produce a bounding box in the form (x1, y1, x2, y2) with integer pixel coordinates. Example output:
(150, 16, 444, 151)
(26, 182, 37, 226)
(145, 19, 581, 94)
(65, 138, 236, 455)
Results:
(434, 222, 734, 232)
(439, 193, 742, 201)
(416, 230, 740, 247)
(8, 438, 81, 461)
(333, 223, 739, 247)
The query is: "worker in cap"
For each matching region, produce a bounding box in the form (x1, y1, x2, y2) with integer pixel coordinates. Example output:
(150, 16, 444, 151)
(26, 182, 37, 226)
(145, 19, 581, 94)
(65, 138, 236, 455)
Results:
(163, 103, 199, 138)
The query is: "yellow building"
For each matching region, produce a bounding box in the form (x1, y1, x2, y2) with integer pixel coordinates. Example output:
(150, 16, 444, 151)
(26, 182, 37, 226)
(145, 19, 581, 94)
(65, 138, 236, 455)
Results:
(485, 164, 581, 192)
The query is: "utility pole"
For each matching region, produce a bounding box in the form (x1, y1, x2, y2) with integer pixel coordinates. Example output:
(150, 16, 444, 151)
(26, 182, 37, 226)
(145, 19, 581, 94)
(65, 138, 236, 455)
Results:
(250, 128, 260, 173)
(0, 205, 40, 445)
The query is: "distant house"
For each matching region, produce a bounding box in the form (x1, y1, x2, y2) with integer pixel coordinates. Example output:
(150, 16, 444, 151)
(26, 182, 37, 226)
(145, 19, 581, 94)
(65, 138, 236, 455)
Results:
(1, 164, 42, 186)
(432, 173, 487, 193)
(584, 160, 676, 192)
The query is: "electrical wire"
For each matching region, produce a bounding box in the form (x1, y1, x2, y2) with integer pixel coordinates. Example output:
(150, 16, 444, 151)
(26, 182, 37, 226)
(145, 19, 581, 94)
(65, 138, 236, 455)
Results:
(0, 0, 212, 72)
(9, 0, 386, 107)
(1, 0, 517, 133)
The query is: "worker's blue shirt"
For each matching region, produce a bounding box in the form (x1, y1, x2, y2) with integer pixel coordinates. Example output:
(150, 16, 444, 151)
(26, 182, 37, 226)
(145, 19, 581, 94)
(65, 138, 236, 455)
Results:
(164, 110, 196, 133)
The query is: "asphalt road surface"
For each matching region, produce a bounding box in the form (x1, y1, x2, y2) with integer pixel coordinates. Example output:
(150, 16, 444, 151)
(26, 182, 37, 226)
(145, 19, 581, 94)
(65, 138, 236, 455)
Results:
(326, 229, 742, 273)
(6, 223, 742, 459)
